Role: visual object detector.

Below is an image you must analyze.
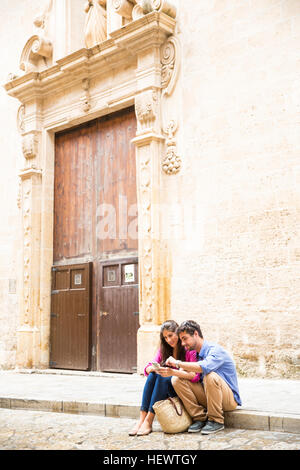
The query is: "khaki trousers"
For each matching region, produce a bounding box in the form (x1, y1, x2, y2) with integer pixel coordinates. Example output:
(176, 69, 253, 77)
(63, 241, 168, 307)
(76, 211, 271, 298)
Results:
(171, 372, 237, 424)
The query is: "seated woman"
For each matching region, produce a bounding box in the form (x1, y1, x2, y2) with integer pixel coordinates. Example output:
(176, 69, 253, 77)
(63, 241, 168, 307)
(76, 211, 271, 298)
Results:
(129, 320, 200, 436)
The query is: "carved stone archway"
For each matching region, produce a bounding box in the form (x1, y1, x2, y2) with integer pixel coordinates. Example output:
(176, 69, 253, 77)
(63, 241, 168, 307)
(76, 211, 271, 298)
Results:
(5, 6, 179, 373)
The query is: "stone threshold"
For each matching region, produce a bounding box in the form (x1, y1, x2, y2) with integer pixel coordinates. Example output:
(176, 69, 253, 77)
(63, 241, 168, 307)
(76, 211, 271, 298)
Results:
(14, 368, 133, 379)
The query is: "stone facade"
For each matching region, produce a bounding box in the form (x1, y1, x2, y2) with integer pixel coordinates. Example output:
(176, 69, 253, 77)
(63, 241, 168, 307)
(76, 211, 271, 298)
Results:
(1, 0, 300, 378)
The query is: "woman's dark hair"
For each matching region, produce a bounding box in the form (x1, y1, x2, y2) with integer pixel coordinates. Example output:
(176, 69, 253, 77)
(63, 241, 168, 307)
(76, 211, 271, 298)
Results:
(159, 320, 186, 364)
(176, 320, 203, 338)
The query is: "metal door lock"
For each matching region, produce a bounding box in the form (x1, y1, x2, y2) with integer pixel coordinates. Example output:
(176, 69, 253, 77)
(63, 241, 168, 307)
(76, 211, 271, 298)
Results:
(100, 311, 109, 317)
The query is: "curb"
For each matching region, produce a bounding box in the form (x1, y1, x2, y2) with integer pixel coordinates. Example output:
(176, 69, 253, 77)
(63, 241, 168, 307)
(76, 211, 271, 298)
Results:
(1, 397, 299, 434)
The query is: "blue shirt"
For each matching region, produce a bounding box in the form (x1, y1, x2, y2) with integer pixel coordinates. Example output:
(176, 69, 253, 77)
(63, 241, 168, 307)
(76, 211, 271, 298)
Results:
(197, 340, 242, 406)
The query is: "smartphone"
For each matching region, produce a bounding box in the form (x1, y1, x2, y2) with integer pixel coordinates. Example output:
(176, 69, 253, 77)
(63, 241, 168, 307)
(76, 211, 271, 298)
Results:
(152, 361, 161, 370)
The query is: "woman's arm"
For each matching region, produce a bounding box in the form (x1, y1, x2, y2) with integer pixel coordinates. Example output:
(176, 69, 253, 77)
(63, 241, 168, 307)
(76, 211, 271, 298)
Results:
(144, 349, 162, 376)
(145, 364, 155, 375)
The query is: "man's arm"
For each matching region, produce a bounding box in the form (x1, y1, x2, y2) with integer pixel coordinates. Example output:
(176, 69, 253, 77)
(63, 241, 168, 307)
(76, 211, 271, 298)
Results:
(167, 345, 227, 375)
(166, 356, 202, 373)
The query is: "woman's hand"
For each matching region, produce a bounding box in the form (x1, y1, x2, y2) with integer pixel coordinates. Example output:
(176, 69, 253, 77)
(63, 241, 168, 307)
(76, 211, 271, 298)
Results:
(156, 367, 173, 377)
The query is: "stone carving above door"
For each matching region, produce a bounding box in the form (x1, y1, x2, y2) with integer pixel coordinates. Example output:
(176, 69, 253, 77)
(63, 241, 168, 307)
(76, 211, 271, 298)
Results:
(112, 0, 134, 19)
(20, 35, 53, 73)
(22, 131, 40, 160)
(84, 0, 107, 48)
(135, 90, 159, 134)
(113, 0, 177, 23)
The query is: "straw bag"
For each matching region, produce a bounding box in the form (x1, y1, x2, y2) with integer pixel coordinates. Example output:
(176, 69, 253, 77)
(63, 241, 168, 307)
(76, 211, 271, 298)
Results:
(153, 396, 192, 434)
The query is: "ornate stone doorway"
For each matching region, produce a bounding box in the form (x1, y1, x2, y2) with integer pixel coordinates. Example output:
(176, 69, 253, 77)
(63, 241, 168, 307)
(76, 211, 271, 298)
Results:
(5, 2, 180, 373)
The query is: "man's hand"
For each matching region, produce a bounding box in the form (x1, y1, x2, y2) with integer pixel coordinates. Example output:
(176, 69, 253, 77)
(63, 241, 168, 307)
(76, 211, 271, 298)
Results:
(165, 356, 177, 367)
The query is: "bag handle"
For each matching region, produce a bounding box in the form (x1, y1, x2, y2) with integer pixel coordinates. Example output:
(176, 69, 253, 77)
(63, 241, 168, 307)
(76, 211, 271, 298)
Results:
(168, 397, 182, 416)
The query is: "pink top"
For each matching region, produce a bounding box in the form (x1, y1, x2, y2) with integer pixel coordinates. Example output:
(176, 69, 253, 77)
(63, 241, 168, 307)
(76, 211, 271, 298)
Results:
(144, 349, 201, 383)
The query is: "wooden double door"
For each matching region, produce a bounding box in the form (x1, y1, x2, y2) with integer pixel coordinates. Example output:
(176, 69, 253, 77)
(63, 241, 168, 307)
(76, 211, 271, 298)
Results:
(50, 107, 139, 372)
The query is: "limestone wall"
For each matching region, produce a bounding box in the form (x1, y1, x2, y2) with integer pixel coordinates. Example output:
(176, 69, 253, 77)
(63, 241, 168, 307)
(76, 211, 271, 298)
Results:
(167, 0, 300, 378)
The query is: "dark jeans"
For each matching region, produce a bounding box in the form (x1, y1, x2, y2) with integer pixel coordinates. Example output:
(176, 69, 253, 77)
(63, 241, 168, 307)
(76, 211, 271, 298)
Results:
(141, 372, 177, 414)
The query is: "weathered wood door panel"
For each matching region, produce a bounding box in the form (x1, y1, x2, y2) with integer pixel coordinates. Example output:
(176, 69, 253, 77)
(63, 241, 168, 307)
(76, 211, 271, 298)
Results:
(52, 107, 138, 372)
(50, 263, 92, 370)
(53, 108, 137, 264)
(99, 259, 139, 373)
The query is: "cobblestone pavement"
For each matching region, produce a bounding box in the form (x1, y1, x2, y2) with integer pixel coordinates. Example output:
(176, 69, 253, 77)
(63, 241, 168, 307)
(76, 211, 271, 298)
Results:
(0, 409, 299, 451)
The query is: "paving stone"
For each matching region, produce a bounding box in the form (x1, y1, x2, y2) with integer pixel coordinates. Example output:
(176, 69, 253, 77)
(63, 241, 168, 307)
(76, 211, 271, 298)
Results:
(0, 408, 299, 451)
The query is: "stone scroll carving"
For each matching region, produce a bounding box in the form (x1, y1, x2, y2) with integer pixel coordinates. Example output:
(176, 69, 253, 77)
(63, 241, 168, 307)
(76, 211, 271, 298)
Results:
(20, 36, 53, 73)
(84, 0, 107, 48)
(19, 0, 53, 74)
(161, 36, 180, 98)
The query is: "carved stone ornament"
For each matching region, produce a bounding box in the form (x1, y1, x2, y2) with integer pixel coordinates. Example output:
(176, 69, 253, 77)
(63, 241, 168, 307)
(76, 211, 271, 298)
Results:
(135, 90, 158, 132)
(33, 0, 53, 32)
(17, 105, 25, 134)
(161, 35, 180, 97)
(84, 0, 107, 48)
(22, 132, 40, 160)
(141, 0, 176, 18)
(81, 78, 91, 113)
(132, 3, 144, 20)
(114, 0, 177, 22)
(19, 1, 53, 74)
(162, 120, 181, 175)
(20, 35, 53, 73)
(113, 0, 134, 19)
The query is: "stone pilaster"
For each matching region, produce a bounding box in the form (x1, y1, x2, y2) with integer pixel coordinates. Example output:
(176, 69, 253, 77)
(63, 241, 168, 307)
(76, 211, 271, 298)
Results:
(132, 37, 173, 373)
(17, 166, 42, 369)
(15, 98, 43, 369)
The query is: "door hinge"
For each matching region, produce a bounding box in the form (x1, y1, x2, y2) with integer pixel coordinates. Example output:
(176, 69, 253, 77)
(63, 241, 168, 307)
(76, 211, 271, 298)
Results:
(49, 361, 57, 367)
(133, 312, 139, 316)
(51, 313, 59, 318)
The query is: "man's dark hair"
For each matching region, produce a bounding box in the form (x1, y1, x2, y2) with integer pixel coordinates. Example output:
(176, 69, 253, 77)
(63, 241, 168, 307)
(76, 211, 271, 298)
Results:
(177, 320, 203, 338)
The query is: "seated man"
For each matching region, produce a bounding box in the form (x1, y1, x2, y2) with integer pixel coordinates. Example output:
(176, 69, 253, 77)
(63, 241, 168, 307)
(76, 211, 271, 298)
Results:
(166, 320, 242, 435)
